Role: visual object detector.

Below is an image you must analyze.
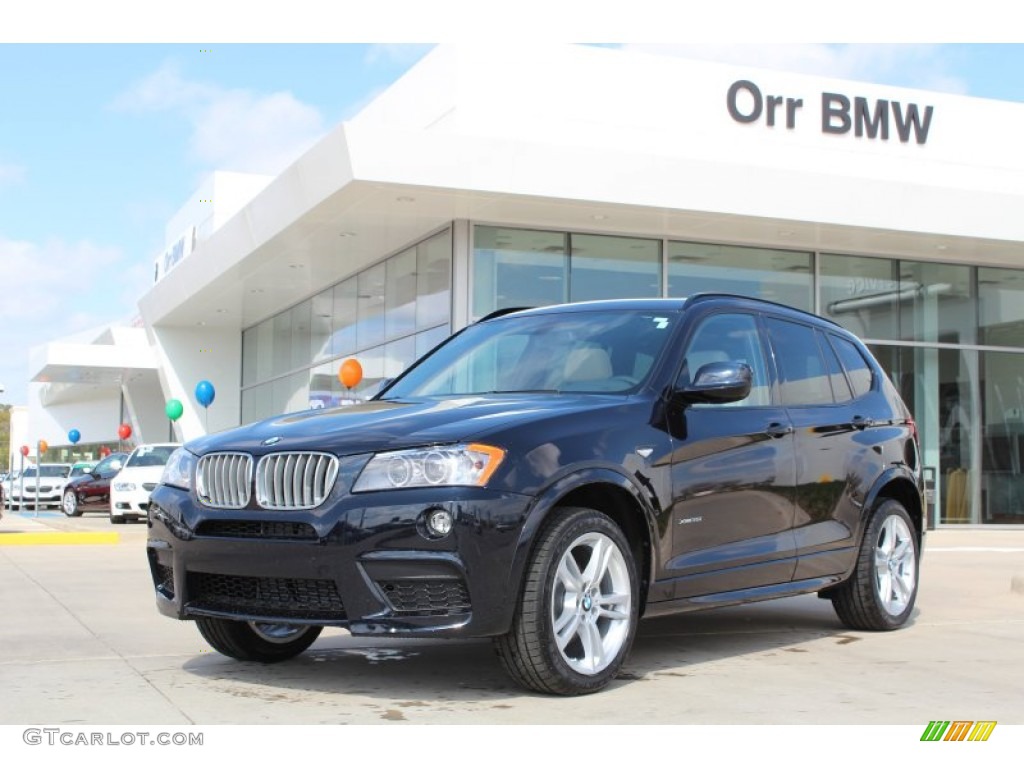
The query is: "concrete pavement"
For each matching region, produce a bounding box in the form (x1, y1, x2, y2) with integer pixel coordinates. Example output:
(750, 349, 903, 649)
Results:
(1, 511, 1022, 725)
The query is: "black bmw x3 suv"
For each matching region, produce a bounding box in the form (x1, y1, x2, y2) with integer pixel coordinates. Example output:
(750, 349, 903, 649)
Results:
(147, 295, 923, 695)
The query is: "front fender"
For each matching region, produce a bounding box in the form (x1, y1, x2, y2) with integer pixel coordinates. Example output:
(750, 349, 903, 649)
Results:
(503, 465, 662, 612)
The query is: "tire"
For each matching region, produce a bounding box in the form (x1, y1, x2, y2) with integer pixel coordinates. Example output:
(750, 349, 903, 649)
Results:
(494, 506, 639, 695)
(831, 498, 919, 631)
(110, 513, 125, 525)
(195, 617, 322, 662)
(62, 490, 82, 517)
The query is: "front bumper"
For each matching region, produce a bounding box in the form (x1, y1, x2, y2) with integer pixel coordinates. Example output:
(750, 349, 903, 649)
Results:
(9, 491, 62, 507)
(146, 482, 533, 638)
(111, 488, 153, 519)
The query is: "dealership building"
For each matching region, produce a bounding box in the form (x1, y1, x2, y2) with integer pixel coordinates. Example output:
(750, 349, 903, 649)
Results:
(20, 44, 1024, 527)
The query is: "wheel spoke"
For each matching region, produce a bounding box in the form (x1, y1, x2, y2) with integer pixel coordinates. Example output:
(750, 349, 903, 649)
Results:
(555, 611, 582, 652)
(597, 591, 630, 621)
(580, 536, 611, 587)
(553, 603, 579, 637)
(893, 570, 914, 606)
(879, 518, 896, 555)
(557, 553, 585, 593)
(876, 571, 893, 605)
(892, 537, 912, 565)
(578, 619, 604, 672)
(874, 548, 889, 571)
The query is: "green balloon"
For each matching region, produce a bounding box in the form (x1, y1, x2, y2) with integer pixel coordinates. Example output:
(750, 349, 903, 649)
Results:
(165, 399, 184, 421)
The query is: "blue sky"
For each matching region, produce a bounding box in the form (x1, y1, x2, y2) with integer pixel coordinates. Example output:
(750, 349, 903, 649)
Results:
(2, 41, 1023, 405)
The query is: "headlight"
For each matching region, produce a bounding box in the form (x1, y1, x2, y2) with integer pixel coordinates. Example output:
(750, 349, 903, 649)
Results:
(352, 443, 505, 492)
(160, 448, 196, 491)
(113, 482, 136, 492)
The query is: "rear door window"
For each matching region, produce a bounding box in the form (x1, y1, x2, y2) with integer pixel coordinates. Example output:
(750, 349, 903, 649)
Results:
(764, 317, 834, 406)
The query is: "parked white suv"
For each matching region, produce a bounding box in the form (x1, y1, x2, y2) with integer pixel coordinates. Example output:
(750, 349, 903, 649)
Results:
(110, 444, 180, 523)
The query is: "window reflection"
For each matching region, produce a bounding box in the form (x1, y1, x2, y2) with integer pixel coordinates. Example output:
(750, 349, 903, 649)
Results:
(668, 242, 812, 311)
(820, 254, 899, 340)
(981, 351, 1024, 523)
(241, 228, 453, 421)
(570, 234, 661, 302)
(979, 268, 1024, 347)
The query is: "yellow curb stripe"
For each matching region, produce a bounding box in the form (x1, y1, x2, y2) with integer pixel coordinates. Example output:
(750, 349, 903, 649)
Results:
(0, 532, 121, 546)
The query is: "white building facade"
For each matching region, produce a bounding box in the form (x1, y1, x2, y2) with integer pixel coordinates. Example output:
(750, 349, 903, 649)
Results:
(25, 44, 1024, 526)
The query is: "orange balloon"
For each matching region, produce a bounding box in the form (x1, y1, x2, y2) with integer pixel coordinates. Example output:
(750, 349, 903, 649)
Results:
(338, 358, 363, 389)
(38, 439, 49, 454)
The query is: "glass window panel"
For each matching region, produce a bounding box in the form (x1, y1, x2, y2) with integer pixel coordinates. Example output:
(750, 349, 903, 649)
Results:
(570, 234, 661, 302)
(819, 254, 899, 340)
(979, 267, 1024, 348)
(331, 278, 357, 357)
(898, 261, 974, 344)
(830, 335, 874, 398)
(241, 322, 270, 387)
(668, 242, 811, 311)
(350, 345, 385, 401)
(271, 310, 292, 377)
(765, 318, 833, 406)
(417, 230, 452, 329)
(357, 263, 387, 350)
(290, 300, 311, 372)
(472, 225, 568, 318)
(678, 313, 771, 407)
(415, 324, 450, 360)
(309, 362, 346, 410)
(936, 349, 976, 524)
(980, 350, 1024, 524)
(241, 382, 272, 425)
(272, 371, 308, 416)
(385, 248, 417, 340)
(818, 330, 852, 402)
(384, 336, 417, 380)
(311, 289, 333, 362)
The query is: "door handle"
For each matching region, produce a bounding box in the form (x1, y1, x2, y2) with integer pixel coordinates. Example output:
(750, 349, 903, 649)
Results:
(765, 422, 794, 438)
(852, 415, 875, 430)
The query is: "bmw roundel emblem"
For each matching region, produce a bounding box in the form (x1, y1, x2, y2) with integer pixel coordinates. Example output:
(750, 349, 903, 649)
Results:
(262, 436, 281, 446)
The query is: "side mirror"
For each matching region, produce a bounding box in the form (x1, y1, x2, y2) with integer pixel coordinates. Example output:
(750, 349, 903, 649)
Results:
(674, 361, 753, 405)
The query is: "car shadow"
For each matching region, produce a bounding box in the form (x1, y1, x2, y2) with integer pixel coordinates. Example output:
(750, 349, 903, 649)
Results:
(180, 593, 917, 706)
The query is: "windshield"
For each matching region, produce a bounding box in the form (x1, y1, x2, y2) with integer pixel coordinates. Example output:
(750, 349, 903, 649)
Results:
(126, 445, 177, 468)
(23, 466, 71, 479)
(382, 309, 676, 398)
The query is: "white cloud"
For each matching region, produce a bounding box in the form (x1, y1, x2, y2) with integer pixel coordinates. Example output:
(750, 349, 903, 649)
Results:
(621, 44, 969, 94)
(113, 63, 327, 175)
(0, 237, 129, 405)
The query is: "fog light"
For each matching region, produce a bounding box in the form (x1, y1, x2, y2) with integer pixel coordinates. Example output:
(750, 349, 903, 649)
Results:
(425, 508, 454, 538)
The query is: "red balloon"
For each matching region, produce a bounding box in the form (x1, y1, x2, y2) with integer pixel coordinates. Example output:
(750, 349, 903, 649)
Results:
(338, 358, 363, 389)
(118, 423, 132, 440)
(99, 446, 112, 457)
(20, 445, 29, 457)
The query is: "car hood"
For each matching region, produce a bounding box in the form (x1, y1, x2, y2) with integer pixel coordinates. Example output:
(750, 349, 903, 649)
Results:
(187, 394, 632, 457)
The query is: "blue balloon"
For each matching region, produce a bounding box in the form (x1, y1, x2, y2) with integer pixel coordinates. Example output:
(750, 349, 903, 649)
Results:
(68, 429, 81, 445)
(195, 380, 216, 408)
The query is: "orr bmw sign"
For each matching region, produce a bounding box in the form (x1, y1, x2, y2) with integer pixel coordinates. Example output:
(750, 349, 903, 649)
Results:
(727, 79, 935, 145)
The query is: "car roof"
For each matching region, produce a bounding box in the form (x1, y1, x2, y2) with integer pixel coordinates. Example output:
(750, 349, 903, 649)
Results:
(477, 294, 844, 330)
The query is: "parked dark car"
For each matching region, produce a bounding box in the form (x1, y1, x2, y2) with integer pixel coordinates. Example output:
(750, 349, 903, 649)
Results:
(62, 452, 129, 517)
(147, 295, 924, 695)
